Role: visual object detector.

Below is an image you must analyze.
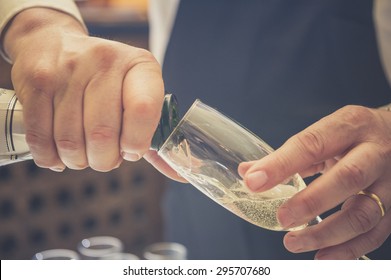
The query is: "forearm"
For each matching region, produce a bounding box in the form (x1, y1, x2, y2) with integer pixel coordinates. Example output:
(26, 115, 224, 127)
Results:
(3, 7, 87, 62)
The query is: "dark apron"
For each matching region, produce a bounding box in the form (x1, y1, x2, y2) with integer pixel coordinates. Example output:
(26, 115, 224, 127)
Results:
(162, 0, 391, 259)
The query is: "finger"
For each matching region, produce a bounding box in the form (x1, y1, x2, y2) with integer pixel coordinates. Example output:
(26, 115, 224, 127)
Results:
(298, 158, 339, 178)
(242, 107, 370, 192)
(277, 143, 385, 229)
(283, 183, 389, 254)
(120, 50, 164, 161)
(238, 161, 257, 177)
(21, 87, 65, 170)
(53, 82, 88, 170)
(341, 180, 389, 219)
(84, 72, 122, 171)
(315, 209, 391, 260)
(143, 150, 187, 183)
(297, 162, 325, 178)
(241, 159, 331, 189)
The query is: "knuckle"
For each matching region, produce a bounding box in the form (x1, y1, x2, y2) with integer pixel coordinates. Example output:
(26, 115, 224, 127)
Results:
(346, 206, 374, 234)
(25, 129, 51, 150)
(64, 56, 78, 73)
(91, 43, 119, 70)
(378, 140, 391, 158)
(55, 137, 88, 170)
(294, 129, 325, 161)
(88, 125, 118, 148)
(133, 48, 157, 63)
(336, 163, 366, 191)
(306, 229, 327, 249)
(338, 105, 375, 129)
(25, 130, 59, 168)
(56, 138, 83, 152)
(128, 48, 161, 74)
(131, 95, 161, 122)
(300, 193, 321, 217)
(379, 147, 391, 171)
(272, 154, 294, 177)
(30, 66, 56, 92)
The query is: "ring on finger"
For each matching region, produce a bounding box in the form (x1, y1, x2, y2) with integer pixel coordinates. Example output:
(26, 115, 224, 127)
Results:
(357, 190, 386, 217)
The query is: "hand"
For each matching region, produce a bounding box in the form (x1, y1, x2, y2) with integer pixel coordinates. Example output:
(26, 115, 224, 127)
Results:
(239, 105, 391, 259)
(3, 8, 165, 172)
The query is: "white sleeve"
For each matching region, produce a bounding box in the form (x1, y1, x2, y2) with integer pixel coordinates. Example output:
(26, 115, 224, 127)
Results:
(374, 0, 391, 87)
(148, 0, 180, 65)
(0, 0, 86, 63)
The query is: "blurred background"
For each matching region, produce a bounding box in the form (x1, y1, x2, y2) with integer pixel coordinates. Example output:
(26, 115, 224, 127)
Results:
(0, 0, 167, 260)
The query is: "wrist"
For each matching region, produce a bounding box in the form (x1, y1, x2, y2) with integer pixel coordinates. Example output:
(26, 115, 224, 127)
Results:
(3, 7, 87, 62)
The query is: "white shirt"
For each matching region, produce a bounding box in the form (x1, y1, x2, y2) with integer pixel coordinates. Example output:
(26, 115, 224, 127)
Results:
(375, 0, 391, 86)
(148, 0, 180, 65)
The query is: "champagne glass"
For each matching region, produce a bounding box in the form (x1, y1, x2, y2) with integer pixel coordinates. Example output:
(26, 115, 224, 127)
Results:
(32, 249, 80, 260)
(77, 236, 124, 259)
(143, 242, 187, 260)
(158, 99, 321, 232)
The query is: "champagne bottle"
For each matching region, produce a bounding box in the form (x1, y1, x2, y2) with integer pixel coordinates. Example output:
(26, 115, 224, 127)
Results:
(0, 88, 179, 166)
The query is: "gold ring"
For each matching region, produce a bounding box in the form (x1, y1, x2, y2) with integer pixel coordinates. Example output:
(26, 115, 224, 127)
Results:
(357, 190, 386, 217)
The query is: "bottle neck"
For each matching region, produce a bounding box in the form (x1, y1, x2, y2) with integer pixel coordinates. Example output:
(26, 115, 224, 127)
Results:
(150, 93, 180, 151)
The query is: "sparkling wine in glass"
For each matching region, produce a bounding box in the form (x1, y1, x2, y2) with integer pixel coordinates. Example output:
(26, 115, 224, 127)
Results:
(157, 99, 320, 231)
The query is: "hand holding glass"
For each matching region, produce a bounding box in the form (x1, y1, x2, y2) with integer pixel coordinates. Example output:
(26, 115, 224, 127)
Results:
(158, 100, 320, 231)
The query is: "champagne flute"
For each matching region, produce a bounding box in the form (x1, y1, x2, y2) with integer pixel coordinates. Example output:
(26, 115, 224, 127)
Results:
(77, 236, 124, 259)
(143, 242, 187, 260)
(157, 99, 372, 259)
(158, 99, 321, 231)
(32, 249, 80, 260)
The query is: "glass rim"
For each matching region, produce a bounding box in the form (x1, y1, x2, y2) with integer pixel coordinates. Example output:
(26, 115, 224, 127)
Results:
(32, 249, 80, 260)
(143, 242, 187, 260)
(158, 98, 275, 154)
(77, 236, 124, 258)
(158, 99, 206, 153)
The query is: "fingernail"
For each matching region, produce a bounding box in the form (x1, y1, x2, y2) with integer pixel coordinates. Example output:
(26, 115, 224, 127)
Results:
(277, 206, 296, 228)
(245, 171, 268, 191)
(284, 234, 303, 253)
(50, 167, 65, 172)
(114, 158, 123, 169)
(122, 152, 141, 162)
